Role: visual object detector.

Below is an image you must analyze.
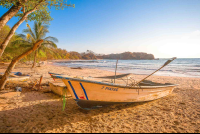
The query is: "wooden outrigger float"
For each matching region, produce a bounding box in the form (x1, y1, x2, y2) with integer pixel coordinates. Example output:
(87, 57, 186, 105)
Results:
(48, 72, 71, 97)
(49, 81, 71, 97)
(50, 57, 178, 110)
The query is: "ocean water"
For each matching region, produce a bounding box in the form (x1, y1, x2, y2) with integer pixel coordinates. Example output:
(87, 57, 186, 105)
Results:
(53, 58, 200, 78)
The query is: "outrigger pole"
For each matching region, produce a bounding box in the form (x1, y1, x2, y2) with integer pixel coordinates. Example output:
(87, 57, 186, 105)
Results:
(114, 59, 119, 83)
(135, 57, 177, 85)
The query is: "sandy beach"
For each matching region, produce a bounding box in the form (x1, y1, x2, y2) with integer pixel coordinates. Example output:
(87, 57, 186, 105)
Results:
(0, 62, 200, 133)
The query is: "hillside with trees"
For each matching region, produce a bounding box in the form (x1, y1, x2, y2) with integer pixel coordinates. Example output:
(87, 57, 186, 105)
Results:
(97, 52, 155, 60)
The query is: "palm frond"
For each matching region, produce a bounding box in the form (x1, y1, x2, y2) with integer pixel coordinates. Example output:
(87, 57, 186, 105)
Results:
(10, 40, 32, 49)
(16, 34, 27, 41)
(34, 21, 39, 40)
(26, 33, 36, 43)
(20, 44, 32, 48)
(35, 21, 49, 39)
(44, 36, 58, 43)
(42, 41, 57, 48)
(23, 28, 36, 40)
(38, 28, 49, 39)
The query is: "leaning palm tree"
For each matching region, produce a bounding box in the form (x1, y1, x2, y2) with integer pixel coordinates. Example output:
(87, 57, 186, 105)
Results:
(13, 21, 58, 68)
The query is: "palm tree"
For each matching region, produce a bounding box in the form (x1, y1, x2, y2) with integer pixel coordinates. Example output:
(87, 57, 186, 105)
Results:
(13, 21, 58, 68)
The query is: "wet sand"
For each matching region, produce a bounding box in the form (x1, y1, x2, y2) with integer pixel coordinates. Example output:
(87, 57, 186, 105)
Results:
(0, 62, 200, 133)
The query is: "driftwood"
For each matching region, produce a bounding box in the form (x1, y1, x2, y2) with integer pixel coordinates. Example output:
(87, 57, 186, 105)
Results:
(38, 75, 43, 90)
(70, 67, 82, 69)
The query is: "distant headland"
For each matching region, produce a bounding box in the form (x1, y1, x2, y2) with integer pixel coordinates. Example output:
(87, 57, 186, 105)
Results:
(96, 52, 155, 60)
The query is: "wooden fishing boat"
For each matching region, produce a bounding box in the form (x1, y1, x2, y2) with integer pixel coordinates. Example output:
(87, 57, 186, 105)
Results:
(51, 74, 177, 110)
(49, 81, 71, 97)
(48, 72, 65, 81)
(50, 57, 178, 110)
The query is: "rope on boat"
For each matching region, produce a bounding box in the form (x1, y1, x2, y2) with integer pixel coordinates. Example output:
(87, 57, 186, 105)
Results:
(62, 87, 68, 111)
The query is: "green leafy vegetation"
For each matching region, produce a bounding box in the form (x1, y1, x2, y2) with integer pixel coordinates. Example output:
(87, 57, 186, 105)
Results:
(14, 21, 58, 67)
(62, 87, 67, 111)
(0, 0, 75, 24)
(0, 25, 27, 61)
(0, 24, 97, 62)
(0, 0, 75, 59)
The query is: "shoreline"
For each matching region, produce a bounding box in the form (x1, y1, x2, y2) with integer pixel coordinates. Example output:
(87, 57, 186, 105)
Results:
(51, 61, 200, 79)
(1, 62, 200, 89)
(1, 58, 200, 78)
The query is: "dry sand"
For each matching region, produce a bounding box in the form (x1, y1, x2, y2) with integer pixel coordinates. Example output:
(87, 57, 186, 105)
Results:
(0, 62, 200, 133)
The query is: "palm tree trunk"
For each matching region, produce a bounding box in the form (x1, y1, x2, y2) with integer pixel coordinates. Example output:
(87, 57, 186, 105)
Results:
(0, 2, 42, 59)
(32, 51, 37, 68)
(0, 2, 22, 31)
(0, 40, 43, 90)
(0, 8, 36, 59)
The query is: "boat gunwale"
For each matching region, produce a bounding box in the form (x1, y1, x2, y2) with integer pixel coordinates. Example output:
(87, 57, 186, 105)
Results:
(49, 82, 66, 87)
(52, 75, 178, 89)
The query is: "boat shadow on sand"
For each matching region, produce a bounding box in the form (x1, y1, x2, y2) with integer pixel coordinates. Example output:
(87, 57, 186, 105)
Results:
(0, 96, 160, 133)
(0, 87, 179, 133)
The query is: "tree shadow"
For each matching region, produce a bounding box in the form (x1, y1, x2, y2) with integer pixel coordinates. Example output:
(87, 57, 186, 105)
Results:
(14, 66, 32, 69)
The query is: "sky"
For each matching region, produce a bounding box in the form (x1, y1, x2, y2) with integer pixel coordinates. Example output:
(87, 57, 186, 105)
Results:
(1, 0, 200, 58)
